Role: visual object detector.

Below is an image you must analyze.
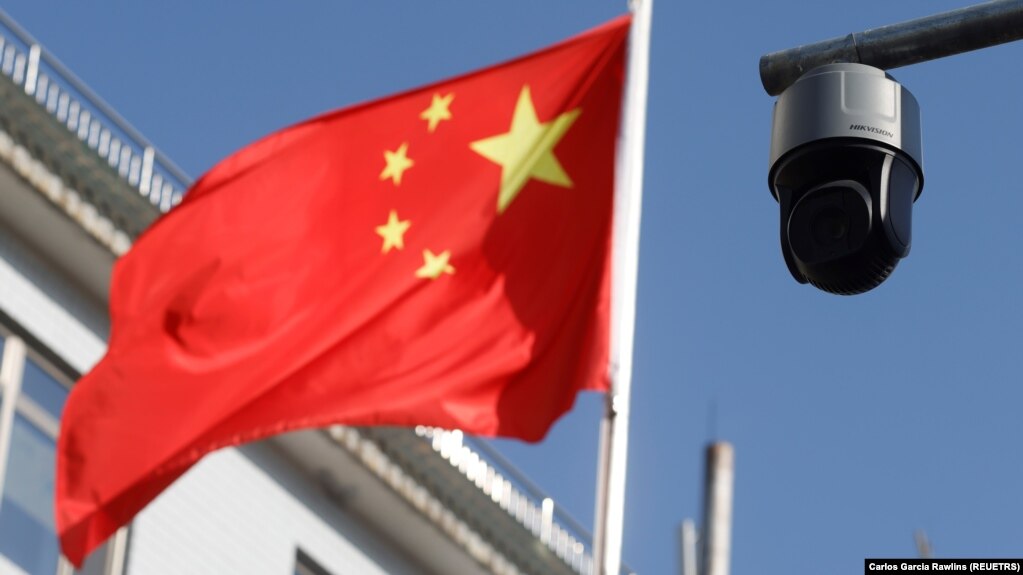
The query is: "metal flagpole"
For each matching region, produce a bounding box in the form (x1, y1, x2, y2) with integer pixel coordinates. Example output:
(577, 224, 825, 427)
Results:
(592, 0, 652, 573)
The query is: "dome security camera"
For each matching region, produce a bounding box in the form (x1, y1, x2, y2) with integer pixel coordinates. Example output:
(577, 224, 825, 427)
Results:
(768, 63, 924, 295)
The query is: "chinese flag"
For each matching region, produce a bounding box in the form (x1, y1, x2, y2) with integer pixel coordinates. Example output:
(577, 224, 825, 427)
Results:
(57, 15, 630, 565)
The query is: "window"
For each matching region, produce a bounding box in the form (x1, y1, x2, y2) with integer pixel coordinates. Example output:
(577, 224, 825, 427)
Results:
(0, 413, 61, 574)
(22, 356, 69, 420)
(0, 334, 71, 575)
(0, 327, 129, 575)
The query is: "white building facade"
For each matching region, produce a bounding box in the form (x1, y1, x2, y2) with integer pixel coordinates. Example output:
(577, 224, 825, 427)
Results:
(0, 9, 625, 575)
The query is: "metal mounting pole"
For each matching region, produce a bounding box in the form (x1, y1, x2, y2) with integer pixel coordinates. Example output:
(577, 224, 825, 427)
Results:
(760, 0, 1023, 95)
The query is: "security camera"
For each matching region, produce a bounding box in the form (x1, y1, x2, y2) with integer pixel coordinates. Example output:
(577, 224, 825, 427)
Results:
(768, 63, 923, 295)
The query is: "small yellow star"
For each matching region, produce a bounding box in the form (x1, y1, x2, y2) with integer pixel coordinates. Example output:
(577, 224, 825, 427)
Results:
(380, 142, 414, 186)
(469, 85, 581, 214)
(420, 92, 454, 133)
(415, 249, 455, 280)
(375, 210, 411, 253)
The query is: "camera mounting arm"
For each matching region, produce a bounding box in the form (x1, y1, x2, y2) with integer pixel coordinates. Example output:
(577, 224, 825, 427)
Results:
(760, 0, 1023, 96)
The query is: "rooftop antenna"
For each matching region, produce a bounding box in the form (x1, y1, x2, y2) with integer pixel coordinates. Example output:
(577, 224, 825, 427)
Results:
(680, 519, 698, 575)
(915, 530, 933, 559)
(708, 399, 718, 441)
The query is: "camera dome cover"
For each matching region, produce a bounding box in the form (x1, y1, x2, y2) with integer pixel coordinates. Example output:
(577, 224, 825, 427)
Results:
(769, 62, 923, 196)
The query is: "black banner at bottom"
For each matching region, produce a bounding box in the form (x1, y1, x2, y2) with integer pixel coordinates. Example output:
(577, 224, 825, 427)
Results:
(866, 560, 1021, 573)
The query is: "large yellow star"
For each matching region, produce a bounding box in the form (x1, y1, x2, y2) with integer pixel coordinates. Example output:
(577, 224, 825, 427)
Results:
(380, 142, 414, 186)
(469, 85, 581, 213)
(415, 249, 455, 280)
(420, 92, 454, 133)
(375, 210, 410, 253)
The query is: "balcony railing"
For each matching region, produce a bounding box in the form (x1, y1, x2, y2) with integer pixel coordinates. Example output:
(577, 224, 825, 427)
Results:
(0, 8, 190, 214)
(416, 427, 636, 575)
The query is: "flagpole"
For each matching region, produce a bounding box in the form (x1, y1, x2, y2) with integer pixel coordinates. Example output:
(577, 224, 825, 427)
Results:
(593, 0, 652, 573)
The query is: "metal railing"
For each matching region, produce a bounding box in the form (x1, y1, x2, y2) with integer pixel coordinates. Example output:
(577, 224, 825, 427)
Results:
(416, 427, 635, 575)
(0, 9, 190, 213)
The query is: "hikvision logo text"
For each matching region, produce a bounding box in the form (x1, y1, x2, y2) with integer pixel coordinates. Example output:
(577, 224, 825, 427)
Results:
(849, 124, 895, 138)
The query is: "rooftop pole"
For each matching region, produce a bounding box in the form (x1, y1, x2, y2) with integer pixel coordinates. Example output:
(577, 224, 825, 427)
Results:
(699, 443, 734, 575)
(760, 0, 1023, 96)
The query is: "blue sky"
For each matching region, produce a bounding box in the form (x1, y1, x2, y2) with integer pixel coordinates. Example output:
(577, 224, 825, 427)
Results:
(5, 1, 1023, 573)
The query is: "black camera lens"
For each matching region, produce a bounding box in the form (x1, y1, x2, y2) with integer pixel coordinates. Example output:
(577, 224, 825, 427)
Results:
(788, 182, 871, 265)
(811, 206, 849, 245)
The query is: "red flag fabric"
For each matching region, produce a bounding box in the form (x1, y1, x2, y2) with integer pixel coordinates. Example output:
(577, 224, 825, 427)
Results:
(57, 15, 630, 565)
